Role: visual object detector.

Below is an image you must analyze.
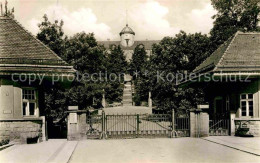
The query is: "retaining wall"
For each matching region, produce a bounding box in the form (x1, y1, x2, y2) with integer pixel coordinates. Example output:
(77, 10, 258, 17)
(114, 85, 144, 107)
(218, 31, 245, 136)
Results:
(0, 119, 44, 143)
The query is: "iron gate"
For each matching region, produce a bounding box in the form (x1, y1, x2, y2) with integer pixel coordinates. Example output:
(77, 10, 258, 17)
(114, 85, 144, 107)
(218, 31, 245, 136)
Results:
(175, 117, 190, 137)
(209, 119, 229, 136)
(86, 114, 103, 139)
(106, 114, 137, 138)
(86, 113, 190, 139)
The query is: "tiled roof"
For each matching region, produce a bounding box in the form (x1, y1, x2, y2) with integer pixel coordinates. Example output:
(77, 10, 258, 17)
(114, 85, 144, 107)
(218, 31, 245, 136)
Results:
(0, 16, 75, 74)
(194, 32, 260, 73)
(98, 40, 160, 50)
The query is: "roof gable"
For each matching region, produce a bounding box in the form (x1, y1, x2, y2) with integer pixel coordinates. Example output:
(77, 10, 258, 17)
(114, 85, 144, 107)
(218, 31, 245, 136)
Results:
(0, 17, 66, 65)
(0, 16, 75, 75)
(194, 32, 260, 73)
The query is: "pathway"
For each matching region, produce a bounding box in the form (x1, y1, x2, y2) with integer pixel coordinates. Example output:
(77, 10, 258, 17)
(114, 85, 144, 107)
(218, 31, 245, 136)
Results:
(69, 138, 260, 163)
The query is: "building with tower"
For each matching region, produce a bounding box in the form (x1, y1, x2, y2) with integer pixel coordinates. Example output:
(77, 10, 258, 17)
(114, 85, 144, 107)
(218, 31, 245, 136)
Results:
(98, 24, 160, 61)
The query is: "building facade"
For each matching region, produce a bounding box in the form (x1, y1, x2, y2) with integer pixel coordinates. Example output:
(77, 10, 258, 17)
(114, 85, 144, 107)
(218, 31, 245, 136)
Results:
(0, 15, 75, 143)
(187, 31, 260, 136)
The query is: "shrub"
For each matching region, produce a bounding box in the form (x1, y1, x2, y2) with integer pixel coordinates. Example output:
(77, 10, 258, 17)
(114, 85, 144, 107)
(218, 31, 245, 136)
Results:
(0, 139, 10, 146)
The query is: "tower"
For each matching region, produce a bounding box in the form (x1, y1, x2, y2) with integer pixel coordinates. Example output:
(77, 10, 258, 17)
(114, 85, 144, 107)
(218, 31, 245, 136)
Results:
(119, 24, 135, 47)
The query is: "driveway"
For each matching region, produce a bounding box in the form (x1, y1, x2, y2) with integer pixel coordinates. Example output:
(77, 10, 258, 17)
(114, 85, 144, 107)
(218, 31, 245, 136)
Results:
(1, 138, 260, 163)
(69, 138, 260, 163)
(0, 139, 77, 163)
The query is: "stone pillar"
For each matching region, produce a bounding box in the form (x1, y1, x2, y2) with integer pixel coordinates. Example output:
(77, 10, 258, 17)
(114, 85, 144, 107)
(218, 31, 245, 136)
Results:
(78, 112, 87, 140)
(230, 111, 236, 136)
(199, 112, 209, 137)
(148, 91, 152, 108)
(67, 106, 79, 141)
(40, 116, 47, 141)
(190, 111, 197, 137)
(190, 105, 209, 138)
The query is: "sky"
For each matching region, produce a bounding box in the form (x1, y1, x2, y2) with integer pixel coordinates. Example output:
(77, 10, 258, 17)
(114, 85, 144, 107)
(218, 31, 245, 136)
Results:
(6, 0, 216, 41)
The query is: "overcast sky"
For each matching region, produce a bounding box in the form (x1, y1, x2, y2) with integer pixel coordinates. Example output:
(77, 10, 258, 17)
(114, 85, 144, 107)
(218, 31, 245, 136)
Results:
(7, 0, 216, 41)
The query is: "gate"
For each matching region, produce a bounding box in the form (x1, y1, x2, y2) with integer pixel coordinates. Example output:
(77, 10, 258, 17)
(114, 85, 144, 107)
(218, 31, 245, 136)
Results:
(105, 114, 172, 138)
(138, 114, 172, 138)
(209, 119, 229, 136)
(175, 117, 190, 137)
(106, 115, 137, 138)
(85, 113, 190, 139)
(86, 114, 103, 139)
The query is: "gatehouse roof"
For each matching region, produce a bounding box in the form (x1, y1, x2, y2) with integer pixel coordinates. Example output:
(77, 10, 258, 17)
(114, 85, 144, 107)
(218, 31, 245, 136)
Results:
(194, 31, 260, 74)
(0, 16, 75, 75)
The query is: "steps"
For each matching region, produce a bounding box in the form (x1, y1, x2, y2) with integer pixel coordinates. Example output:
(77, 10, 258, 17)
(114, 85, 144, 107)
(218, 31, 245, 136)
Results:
(123, 74, 133, 106)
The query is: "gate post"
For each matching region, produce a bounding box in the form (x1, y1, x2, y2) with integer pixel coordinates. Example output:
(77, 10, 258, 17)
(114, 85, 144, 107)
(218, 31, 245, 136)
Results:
(101, 111, 107, 139)
(171, 109, 175, 138)
(190, 110, 197, 137)
(189, 105, 209, 138)
(136, 114, 140, 137)
(67, 106, 80, 141)
(230, 110, 236, 136)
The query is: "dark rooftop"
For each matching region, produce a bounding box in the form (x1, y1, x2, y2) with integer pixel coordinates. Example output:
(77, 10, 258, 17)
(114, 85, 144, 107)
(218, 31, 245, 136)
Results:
(0, 16, 75, 75)
(194, 32, 260, 74)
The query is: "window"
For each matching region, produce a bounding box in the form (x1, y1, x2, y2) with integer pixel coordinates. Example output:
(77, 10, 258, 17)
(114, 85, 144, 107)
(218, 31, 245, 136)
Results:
(22, 89, 37, 116)
(240, 94, 253, 117)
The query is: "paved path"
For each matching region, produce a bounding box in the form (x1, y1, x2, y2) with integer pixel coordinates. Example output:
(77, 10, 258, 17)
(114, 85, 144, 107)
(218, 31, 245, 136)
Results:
(0, 139, 77, 163)
(1, 138, 260, 163)
(203, 136, 260, 156)
(69, 138, 260, 163)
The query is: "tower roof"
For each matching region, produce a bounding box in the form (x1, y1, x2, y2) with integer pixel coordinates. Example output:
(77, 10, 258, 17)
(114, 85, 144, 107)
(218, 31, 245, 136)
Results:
(119, 24, 135, 36)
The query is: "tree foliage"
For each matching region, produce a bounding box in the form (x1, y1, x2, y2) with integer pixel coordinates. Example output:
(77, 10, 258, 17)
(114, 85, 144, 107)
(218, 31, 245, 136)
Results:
(37, 15, 109, 118)
(37, 14, 66, 58)
(106, 45, 128, 74)
(64, 32, 107, 73)
(148, 31, 210, 112)
(130, 44, 148, 75)
(105, 45, 128, 103)
(210, 0, 260, 48)
(130, 44, 149, 105)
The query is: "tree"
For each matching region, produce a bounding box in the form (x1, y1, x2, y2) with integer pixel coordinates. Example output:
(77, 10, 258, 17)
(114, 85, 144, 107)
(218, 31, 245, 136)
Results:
(37, 14, 66, 58)
(210, 0, 260, 48)
(64, 32, 106, 74)
(63, 32, 107, 109)
(105, 45, 128, 103)
(148, 31, 210, 112)
(37, 15, 108, 118)
(129, 44, 150, 105)
(130, 44, 148, 76)
(106, 45, 128, 74)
